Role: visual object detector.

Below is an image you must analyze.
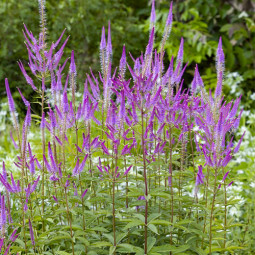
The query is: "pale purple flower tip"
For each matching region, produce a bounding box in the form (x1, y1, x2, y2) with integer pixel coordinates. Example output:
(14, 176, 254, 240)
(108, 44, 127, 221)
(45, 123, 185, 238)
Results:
(145, 27, 155, 56)
(70, 50, 76, 74)
(217, 37, 223, 60)
(150, 0, 156, 25)
(177, 37, 184, 64)
(5, 78, 15, 112)
(100, 26, 106, 50)
(119, 45, 126, 75)
(29, 219, 35, 246)
(166, 1, 173, 26)
(107, 21, 112, 55)
(82, 189, 88, 199)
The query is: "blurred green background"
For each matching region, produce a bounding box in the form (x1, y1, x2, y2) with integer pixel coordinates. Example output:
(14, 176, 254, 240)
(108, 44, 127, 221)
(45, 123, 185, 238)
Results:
(0, 0, 254, 112)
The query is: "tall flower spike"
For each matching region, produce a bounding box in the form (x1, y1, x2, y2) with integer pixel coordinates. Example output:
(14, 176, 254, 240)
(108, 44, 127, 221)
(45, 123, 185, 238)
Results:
(166, 1, 173, 27)
(29, 219, 35, 246)
(0, 195, 7, 234)
(145, 26, 155, 57)
(18, 61, 37, 91)
(100, 26, 106, 50)
(150, 0, 156, 28)
(161, 1, 173, 51)
(25, 105, 32, 128)
(63, 92, 69, 113)
(177, 37, 184, 67)
(70, 50, 76, 74)
(119, 45, 126, 78)
(5, 78, 15, 113)
(191, 65, 204, 93)
(107, 21, 112, 57)
(38, 0, 47, 47)
(216, 37, 225, 75)
(17, 88, 30, 107)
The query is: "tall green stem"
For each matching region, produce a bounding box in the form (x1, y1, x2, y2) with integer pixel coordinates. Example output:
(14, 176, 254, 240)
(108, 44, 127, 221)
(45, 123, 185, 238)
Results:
(141, 111, 148, 254)
(209, 168, 218, 254)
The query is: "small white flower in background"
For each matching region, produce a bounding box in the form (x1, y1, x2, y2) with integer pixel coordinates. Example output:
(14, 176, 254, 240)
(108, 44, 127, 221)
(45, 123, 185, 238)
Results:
(75, 92, 82, 98)
(250, 93, 255, 101)
(224, 72, 243, 96)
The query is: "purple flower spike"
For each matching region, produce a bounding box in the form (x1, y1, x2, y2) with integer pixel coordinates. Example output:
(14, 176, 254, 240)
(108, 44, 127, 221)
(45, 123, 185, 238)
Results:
(119, 45, 126, 77)
(72, 158, 80, 176)
(216, 37, 223, 62)
(0, 195, 7, 230)
(227, 181, 234, 188)
(17, 88, 30, 107)
(63, 92, 69, 113)
(233, 132, 245, 153)
(29, 219, 35, 246)
(191, 65, 204, 92)
(10, 229, 19, 242)
(18, 61, 37, 91)
(166, 1, 173, 26)
(107, 21, 112, 56)
(222, 171, 229, 182)
(124, 165, 132, 176)
(78, 154, 88, 174)
(70, 50, 76, 74)
(5, 78, 15, 113)
(25, 105, 32, 128)
(53, 196, 58, 203)
(177, 37, 184, 65)
(195, 165, 205, 186)
(10, 131, 18, 149)
(2, 162, 7, 181)
(82, 189, 88, 199)
(194, 165, 205, 196)
(145, 27, 155, 57)
(150, 0, 156, 26)
(100, 26, 106, 50)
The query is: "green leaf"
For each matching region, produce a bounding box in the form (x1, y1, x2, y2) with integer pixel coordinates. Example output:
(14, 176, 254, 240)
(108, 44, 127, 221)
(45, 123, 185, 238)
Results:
(124, 219, 144, 229)
(147, 237, 156, 252)
(117, 243, 135, 253)
(151, 244, 190, 253)
(103, 233, 114, 244)
(148, 224, 158, 235)
(92, 241, 112, 247)
(148, 213, 161, 223)
(56, 252, 72, 255)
